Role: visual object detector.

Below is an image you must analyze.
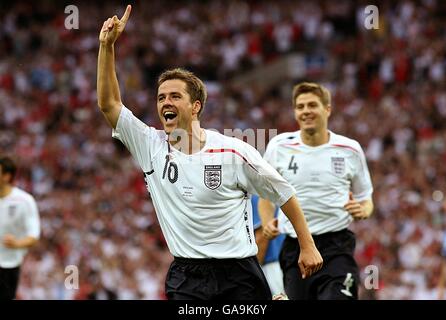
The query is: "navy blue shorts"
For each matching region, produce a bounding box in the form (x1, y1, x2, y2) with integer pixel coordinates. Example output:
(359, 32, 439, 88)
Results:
(0, 266, 20, 300)
(166, 256, 272, 300)
(280, 229, 359, 300)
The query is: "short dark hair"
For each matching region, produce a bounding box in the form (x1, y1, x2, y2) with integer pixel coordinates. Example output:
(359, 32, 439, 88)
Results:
(0, 157, 17, 183)
(158, 68, 207, 118)
(292, 82, 331, 107)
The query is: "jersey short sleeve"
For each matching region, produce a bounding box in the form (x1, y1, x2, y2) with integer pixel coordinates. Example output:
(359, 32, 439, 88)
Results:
(350, 141, 373, 201)
(112, 105, 164, 172)
(23, 195, 40, 239)
(235, 141, 296, 207)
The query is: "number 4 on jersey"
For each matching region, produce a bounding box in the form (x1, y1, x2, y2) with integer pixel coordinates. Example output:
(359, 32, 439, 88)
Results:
(288, 155, 298, 174)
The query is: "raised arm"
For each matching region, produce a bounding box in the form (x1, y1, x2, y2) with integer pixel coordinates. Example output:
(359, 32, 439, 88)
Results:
(97, 5, 132, 128)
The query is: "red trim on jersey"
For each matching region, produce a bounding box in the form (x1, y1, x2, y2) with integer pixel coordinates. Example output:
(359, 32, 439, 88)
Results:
(204, 149, 259, 172)
(331, 144, 359, 153)
(280, 142, 300, 147)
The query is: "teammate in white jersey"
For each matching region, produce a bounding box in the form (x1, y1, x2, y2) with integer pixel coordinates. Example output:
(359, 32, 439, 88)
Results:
(260, 82, 374, 300)
(0, 157, 40, 300)
(97, 6, 322, 300)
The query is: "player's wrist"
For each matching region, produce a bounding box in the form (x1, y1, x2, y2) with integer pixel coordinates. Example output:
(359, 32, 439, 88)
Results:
(99, 41, 115, 48)
(298, 236, 317, 250)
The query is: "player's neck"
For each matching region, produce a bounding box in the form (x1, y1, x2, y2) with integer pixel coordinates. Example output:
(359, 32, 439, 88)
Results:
(188, 127, 206, 154)
(301, 129, 330, 147)
(0, 184, 13, 198)
(170, 123, 206, 155)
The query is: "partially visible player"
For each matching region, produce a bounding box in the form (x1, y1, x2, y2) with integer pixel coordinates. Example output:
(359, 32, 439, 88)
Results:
(438, 204, 446, 300)
(0, 157, 40, 300)
(97, 5, 322, 300)
(251, 194, 285, 296)
(261, 82, 373, 300)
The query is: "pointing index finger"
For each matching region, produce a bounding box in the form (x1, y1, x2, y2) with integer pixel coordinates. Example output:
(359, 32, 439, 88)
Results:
(120, 5, 132, 24)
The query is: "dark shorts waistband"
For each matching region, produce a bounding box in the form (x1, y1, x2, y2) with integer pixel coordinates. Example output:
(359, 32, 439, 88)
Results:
(173, 256, 255, 265)
(0, 266, 20, 271)
(286, 228, 353, 241)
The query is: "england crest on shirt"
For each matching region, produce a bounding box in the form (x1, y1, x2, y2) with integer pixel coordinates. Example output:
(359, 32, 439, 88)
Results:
(331, 157, 345, 176)
(204, 165, 222, 190)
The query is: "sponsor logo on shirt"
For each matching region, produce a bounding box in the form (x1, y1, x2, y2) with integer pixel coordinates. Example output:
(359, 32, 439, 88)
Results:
(204, 165, 222, 190)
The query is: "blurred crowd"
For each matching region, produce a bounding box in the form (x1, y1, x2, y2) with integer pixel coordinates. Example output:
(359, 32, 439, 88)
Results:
(0, 0, 445, 299)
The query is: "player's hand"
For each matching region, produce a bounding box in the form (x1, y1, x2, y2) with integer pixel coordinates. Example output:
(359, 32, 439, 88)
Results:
(99, 5, 132, 45)
(272, 293, 289, 300)
(298, 245, 323, 279)
(262, 218, 280, 240)
(344, 192, 369, 220)
(2, 234, 19, 248)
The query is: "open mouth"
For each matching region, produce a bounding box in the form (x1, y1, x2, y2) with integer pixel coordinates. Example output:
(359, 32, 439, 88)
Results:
(302, 117, 314, 123)
(163, 111, 178, 123)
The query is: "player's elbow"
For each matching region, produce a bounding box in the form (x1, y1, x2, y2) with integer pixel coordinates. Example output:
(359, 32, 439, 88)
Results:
(98, 99, 119, 113)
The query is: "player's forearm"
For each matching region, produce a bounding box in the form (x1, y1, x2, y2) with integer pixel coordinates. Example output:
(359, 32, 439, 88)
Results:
(97, 43, 122, 112)
(255, 229, 268, 265)
(280, 195, 315, 249)
(15, 236, 38, 249)
(258, 198, 276, 228)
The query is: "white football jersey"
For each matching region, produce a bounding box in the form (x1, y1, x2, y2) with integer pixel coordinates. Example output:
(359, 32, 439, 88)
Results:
(113, 106, 296, 258)
(264, 130, 373, 236)
(0, 187, 40, 268)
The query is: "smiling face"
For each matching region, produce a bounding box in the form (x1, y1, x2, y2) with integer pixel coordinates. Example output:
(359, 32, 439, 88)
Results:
(157, 79, 202, 134)
(294, 92, 331, 135)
